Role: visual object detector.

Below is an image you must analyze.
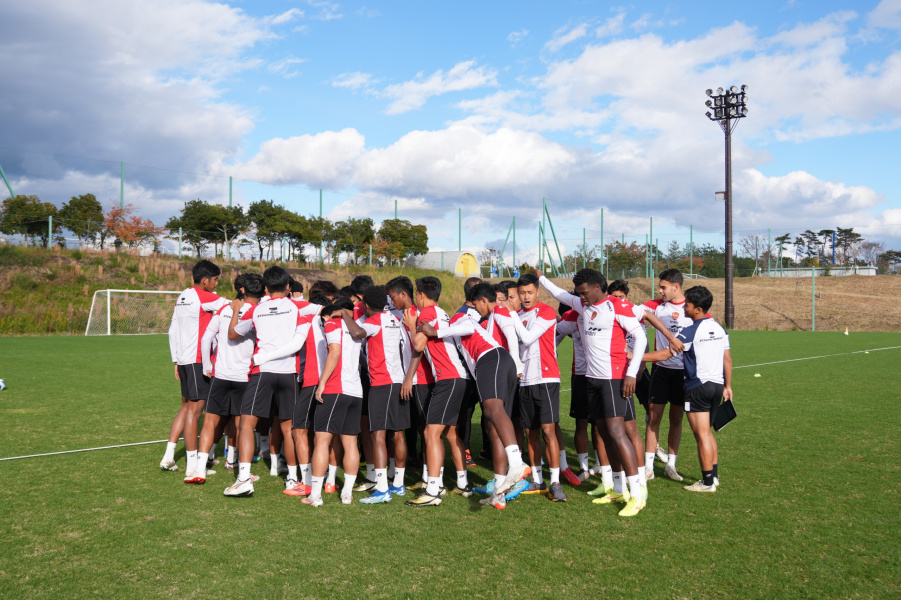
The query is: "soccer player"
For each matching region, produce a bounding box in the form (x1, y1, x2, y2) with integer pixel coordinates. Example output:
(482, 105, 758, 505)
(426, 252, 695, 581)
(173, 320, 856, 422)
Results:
(188, 273, 264, 484)
(643, 286, 731, 493)
(303, 300, 367, 507)
(347, 285, 412, 504)
(347, 275, 380, 493)
(555, 302, 594, 483)
(508, 273, 567, 502)
(222, 266, 318, 497)
(162, 260, 228, 474)
(643, 269, 694, 481)
(456, 279, 484, 468)
(401, 276, 469, 507)
(537, 268, 648, 517)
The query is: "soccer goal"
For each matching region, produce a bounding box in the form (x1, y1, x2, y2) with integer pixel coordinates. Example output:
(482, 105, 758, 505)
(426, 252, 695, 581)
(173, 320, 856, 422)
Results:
(85, 289, 182, 336)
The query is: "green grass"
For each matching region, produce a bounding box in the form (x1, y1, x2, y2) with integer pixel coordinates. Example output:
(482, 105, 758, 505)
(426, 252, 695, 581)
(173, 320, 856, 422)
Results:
(0, 332, 899, 599)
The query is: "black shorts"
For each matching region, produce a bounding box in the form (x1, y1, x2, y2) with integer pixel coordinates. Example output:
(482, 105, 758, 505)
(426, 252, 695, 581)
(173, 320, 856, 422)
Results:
(413, 383, 433, 425)
(206, 377, 246, 417)
(360, 363, 371, 416)
(586, 378, 630, 420)
(624, 394, 637, 423)
(368, 383, 411, 432)
(292, 385, 317, 429)
(474, 348, 517, 418)
(520, 383, 560, 429)
(314, 393, 363, 435)
(240, 372, 297, 420)
(178, 363, 210, 401)
(635, 366, 651, 407)
(649, 365, 684, 405)
(684, 382, 724, 413)
(426, 378, 467, 426)
(569, 374, 589, 420)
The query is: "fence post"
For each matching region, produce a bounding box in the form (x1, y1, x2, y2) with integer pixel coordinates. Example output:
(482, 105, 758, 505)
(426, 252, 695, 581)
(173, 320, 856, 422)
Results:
(48, 215, 53, 248)
(690, 225, 694, 278)
(178, 227, 182, 258)
(512, 217, 516, 271)
(120, 162, 124, 210)
(767, 228, 771, 276)
(645, 234, 649, 279)
(369, 243, 372, 266)
(811, 265, 816, 331)
(600, 208, 604, 274)
(582, 228, 586, 269)
(319, 189, 323, 264)
(441, 251, 444, 271)
(0, 161, 15, 198)
(106, 289, 111, 336)
(649, 217, 653, 278)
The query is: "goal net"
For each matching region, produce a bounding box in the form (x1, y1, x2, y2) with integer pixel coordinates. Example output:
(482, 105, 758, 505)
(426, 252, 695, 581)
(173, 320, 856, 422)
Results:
(85, 289, 182, 336)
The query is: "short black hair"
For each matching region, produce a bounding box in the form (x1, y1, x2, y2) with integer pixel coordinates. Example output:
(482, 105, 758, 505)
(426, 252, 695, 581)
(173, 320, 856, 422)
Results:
(659, 268, 684, 287)
(385, 276, 414, 299)
(497, 280, 518, 296)
(309, 280, 340, 299)
(572, 268, 607, 293)
(263, 266, 291, 294)
(233, 274, 246, 300)
(607, 279, 630, 296)
(470, 282, 496, 303)
(350, 275, 375, 296)
(517, 273, 539, 288)
(464, 277, 482, 294)
(242, 273, 264, 299)
(192, 259, 220, 283)
(289, 277, 304, 295)
(363, 285, 389, 312)
(464, 282, 482, 303)
(320, 304, 341, 319)
(332, 296, 355, 311)
(494, 284, 508, 300)
(415, 276, 442, 302)
(684, 286, 713, 312)
(340, 285, 355, 298)
(308, 294, 330, 307)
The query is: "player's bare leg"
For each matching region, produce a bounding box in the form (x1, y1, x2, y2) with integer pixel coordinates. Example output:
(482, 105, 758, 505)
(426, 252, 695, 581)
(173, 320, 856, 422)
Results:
(685, 411, 717, 491)
(667, 404, 684, 458)
(160, 397, 188, 470)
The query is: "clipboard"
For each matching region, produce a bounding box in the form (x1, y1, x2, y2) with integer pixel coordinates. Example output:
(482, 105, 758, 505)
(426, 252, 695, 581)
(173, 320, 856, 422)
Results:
(712, 399, 737, 432)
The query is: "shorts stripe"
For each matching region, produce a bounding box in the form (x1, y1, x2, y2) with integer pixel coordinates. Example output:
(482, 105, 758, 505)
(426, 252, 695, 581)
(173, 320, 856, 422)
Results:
(249, 375, 263, 415)
(324, 395, 339, 432)
(206, 377, 217, 402)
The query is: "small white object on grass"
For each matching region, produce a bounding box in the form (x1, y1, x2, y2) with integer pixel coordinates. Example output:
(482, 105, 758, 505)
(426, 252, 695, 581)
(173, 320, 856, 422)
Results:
(0, 379, 5, 391)
(754, 373, 761, 378)
(844, 327, 849, 335)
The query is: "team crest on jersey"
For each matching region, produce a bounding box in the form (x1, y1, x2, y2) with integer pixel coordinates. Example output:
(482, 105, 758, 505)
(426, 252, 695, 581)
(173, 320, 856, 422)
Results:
(672, 312, 679, 320)
(589, 310, 598, 320)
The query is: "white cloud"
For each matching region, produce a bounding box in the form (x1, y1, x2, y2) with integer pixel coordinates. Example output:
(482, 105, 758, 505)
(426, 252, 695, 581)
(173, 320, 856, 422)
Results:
(868, 0, 901, 29)
(305, 0, 343, 21)
(596, 13, 625, 38)
(545, 23, 589, 52)
(268, 56, 305, 79)
(332, 71, 376, 90)
(382, 60, 498, 115)
(269, 8, 304, 25)
(507, 29, 529, 46)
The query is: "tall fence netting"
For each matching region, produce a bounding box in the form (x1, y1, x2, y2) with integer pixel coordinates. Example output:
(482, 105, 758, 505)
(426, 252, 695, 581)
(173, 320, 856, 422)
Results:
(85, 290, 181, 335)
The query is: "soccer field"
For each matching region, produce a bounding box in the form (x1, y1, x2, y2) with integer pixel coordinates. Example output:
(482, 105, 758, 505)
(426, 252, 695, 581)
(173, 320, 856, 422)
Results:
(0, 332, 898, 599)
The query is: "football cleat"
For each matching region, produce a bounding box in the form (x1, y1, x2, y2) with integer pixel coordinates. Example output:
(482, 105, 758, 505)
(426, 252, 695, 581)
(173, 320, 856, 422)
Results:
(496, 463, 531, 496)
(353, 479, 377, 493)
(592, 490, 630, 505)
(408, 481, 428, 491)
(223, 479, 254, 497)
(655, 447, 668, 463)
(340, 491, 353, 505)
(561, 467, 581, 487)
(464, 449, 476, 467)
(284, 481, 312, 496)
(449, 485, 473, 497)
(548, 482, 567, 502)
(505, 479, 530, 501)
(359, 490, 392, 504)
(618, 495, 646, 517)
(388, 484, 406, 496)
(478, 493, 506, 509)
(576, 468, 591, 482)
(184, 471, 204, 484)
(473, 480, 495, 495)
(521, 481, 548, 494)
(324, 483, 337, 494)
(664, 465, 684, 482)
(646, 466, 656, 481)
(684, 480, 717, 493)
(587, 482, 613, 497)
(301, 496, 323, 507)
(405, 492, 442, 507)
(160, 459, 178, 471)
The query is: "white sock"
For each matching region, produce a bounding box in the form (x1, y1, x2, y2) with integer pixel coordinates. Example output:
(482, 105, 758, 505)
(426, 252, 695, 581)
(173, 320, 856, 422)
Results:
(238, 462, 251, 481)
(645, 452, 656, 469)
(532, 466, 543, 485)
(227, 445, 237, 464)
(601, 465, 613, 488)
(627, 474, 643, 499)
(366, 464, 375, 481)
(577, 453, 589, 472)
(300, 463, 311, 486)
(439, 467, 444, 479)
(186, 450, 198, 475)
(638, 465, 646, 480)
(422, 465, 429, 483)
(426, 477, 440, 496)
(287, 464, 297, 482)
(393, 467, 405, 488)
(612, 471, 623, 494)
(593, 451, 601, 467)
(456, 470, 468, 489)
(494, 473, 506, 487)
(388, 458, 396, 479)
(667, 454, 677, 468)
(504, 445, 523, 470)
(163, 442, 177, 462)
(310, 476, 324, 500)
(559, 450, 569, 470)
(197, 452, 209, 474)
(375, 468, 389, 493)
(326, 465, 337, 485)
(260, 435, 269, 454)
(343, 473, 357, 495)
(549, 467, 560, 485)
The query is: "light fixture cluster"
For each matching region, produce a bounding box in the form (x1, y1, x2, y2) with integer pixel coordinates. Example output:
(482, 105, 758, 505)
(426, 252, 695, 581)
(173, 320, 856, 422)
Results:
(705, 85, 748, 120)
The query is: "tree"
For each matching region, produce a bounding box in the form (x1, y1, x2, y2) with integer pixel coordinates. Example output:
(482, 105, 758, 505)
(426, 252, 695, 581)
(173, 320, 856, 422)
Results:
(247, 200, 286, 260)
(602, 241, 645, 277)
(105, 203, 165, 250)
(332, 217, 375, 264)
(818, 229, 835, 262)
(835, 227, 863, 265)
(801, 230, 820, 259)
(878, 250, 901, 273)
(207, 204, 249, 259)
(857, 240, 885, 265)
(377, 219, 428, 263)
(165, 199, 225, 257)
(58, 193, 103, 247)
(0, 194, 59, 248)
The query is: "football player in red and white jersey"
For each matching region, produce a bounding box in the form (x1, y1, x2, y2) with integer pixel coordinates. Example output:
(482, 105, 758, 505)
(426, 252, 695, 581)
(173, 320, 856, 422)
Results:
(642, 269, 694, 482)
(509, 273, 567, 502)
(162, 260, 229, 473)
(538, 268, 648, 517)
(401, 276, 468, 507)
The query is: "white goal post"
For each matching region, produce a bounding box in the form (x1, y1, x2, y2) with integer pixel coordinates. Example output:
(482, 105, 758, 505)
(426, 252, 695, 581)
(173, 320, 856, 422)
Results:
(85, 289, 182, 336)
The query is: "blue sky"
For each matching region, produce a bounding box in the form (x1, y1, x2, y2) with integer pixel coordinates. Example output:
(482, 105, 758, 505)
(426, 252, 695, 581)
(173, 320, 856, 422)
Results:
(2, 0, 901, 261)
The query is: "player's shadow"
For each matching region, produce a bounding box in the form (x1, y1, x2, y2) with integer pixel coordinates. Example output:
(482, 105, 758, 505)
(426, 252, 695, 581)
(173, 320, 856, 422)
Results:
(760, 304, 808, 331)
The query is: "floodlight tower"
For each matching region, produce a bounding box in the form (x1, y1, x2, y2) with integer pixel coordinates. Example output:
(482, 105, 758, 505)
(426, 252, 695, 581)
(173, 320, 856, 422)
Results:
(705, 84, 748, 329)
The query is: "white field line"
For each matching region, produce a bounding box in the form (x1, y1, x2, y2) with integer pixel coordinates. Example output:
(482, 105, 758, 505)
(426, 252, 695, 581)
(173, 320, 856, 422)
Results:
(2, 346, 898, 462)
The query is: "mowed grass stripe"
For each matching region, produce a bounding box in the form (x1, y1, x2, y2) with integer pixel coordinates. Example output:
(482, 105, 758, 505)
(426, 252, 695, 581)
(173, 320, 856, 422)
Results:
(0, 332, 898, 599)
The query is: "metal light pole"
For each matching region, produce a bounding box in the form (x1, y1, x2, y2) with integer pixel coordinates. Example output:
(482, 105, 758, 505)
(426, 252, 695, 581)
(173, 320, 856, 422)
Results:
(706, 84, 748, 329)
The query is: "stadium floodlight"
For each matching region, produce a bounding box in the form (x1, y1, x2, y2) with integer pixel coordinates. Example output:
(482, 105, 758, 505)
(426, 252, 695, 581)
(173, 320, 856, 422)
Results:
(706, 99, 713, 107)
(704, 83, 749, 329)
(706, 88, 713, 96)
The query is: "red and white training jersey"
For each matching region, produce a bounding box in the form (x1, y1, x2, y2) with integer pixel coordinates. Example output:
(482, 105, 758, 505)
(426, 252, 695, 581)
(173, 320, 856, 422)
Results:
(438, 312, 501, 375)
(360, 310, 410, 386)
(299, 314, 327, 387)
(322, 317, 363, 397)
(556, 310, 586, 376)
(233, 297, 304, 375)
(405, 305, 434, 385)
(207, 302, 255, 382)
(417, 305, 468, 381)
(642, 299, 693, 369)
(515, 303, 560, 386)
(624, 304, 646, 354)
(169, 287, 228, 365)
(486, 305, 524, 375)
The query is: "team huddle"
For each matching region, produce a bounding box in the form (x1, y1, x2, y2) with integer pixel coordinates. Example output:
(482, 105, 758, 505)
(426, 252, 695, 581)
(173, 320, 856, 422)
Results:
(162, 259, 733, 516)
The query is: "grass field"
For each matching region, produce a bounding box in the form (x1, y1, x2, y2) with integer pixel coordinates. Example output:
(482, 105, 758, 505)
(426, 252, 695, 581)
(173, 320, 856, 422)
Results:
(0, 331, 899, 599)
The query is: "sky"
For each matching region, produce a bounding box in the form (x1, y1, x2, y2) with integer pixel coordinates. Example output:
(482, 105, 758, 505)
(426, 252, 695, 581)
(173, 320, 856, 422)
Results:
(2, 0, 901, 262)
